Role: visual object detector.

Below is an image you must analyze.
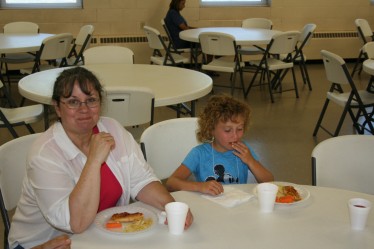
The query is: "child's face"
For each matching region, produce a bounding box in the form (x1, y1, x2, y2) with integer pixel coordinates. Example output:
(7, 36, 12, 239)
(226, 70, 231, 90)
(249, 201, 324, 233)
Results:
(212, 117, 245, 152)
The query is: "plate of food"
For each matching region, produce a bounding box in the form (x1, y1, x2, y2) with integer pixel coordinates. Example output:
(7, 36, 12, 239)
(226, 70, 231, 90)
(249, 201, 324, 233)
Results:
(95, 206, 156, 235)
(253, 182, 310, 206)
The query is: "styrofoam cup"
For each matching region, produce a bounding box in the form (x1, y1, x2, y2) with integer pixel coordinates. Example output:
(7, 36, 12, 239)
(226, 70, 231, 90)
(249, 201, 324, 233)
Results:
(257, 183, 278, 213)
(165, 202, 189, 235)
(348, 198, 372, 230)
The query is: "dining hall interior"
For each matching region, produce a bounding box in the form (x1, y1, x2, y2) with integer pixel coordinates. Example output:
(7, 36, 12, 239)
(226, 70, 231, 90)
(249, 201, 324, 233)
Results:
(1, 0, 374, 248)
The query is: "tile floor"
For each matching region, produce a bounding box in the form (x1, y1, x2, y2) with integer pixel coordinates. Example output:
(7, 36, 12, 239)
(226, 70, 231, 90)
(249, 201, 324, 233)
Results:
(0, 61, 372, 246)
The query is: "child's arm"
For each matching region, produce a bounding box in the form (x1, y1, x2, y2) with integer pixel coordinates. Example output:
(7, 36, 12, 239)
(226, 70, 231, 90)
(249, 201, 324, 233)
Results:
(166, 164, 224, 195)
(232, 142, 274, 183)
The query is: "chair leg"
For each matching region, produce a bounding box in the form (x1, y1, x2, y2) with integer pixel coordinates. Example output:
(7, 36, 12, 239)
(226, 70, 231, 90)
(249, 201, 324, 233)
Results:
(300, 60, 312, 90)
(333, 105, 350, 137)
(351, 50, 363, 77)
(291, 67, 299, 98)
(313, 99, 330, 136)
(244, 67, 260, 98)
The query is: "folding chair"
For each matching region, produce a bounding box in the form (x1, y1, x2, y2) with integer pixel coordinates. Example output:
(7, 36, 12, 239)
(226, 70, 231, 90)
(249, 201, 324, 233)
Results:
(0, 133, 40, 249)
(20, 33, 73, 74)
(101, 86, 155, 127)
(238, 18, 273, 57)
(351, 19, 374, 77)
(311, 135, 374, 195)
(362, 41, 374, 92)
(199, 32, 245, 96)
(83, 45, 134, 65)
(143, 25, 189, 66)
(313, 50, 374, 137)
(0, 80, 43, 138)
(140, 117, 199, 180)
(0, 22, 39, 85)
(66, 24, 94, 65)
(244, 31, 300, 103)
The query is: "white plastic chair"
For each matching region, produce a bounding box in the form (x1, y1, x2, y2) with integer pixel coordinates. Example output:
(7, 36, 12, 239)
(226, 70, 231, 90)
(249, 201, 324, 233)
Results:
(140, 117, 199, 180)
(101, 86, 154, 127)
(311, 135, 374, 195)
(238, 18, 273, 56)
(313, 50, 374, 137)
(0, 80, 43, 138)
(0, 133, 40, 249)
(83, 45, 134, 65)
(362, 41, 374, 92)
(199, 32, 245, 96)
(66, 24, 94, 65)
(143, 25, 190, 66)
(0, 22, 39, 84)
(245, 31, 301, 102)
(351, 19, 374, 77)
(20, 33, 74, 74)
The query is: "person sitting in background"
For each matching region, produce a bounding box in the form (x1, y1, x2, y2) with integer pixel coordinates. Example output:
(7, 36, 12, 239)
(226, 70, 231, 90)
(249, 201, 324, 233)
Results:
(166, 95, 274, 196)
(165, 0, 195, 49)
(8, 67, 193, 249)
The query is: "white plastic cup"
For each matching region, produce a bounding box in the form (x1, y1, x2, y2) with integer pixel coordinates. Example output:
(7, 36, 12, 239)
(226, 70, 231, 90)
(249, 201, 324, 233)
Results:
(348, 198, 372, 230)
(257, 183, 278, 213)
(165, 202, 189, 235)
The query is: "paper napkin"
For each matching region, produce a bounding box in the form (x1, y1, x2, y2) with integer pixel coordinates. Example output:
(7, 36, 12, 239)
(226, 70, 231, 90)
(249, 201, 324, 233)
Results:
(201, 186, 254, 208)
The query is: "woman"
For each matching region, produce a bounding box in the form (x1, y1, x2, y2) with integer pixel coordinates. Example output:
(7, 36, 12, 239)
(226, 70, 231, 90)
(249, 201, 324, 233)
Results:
(8, 67, 193, 249)
(164, 0, 194, 49)
(166, 95, 274, 196)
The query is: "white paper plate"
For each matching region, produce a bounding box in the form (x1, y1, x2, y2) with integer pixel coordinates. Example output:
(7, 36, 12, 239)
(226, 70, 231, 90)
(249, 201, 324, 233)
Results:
(95, 206, 157, 235)
(253, 182, 310, 206)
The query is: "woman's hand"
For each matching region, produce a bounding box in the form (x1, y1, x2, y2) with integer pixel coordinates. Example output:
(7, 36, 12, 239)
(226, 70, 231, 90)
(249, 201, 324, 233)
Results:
(88, 132, 115, 165)
(199, 180, 224, 196)
(32, 235, 71, 249)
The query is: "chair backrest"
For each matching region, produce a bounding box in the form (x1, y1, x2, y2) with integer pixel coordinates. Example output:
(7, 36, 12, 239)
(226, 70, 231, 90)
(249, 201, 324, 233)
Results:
(0, 133, 40, 244)
(311, 135, 374, 195)
(268, 31, 300, 55)
(140, 117, 200, 180)
(69, 24, 95, 65)
(199, 32, 236, 56)
(161, 18, 177, 52)
(298, 23, 316, 47)
(38, 33, 73, 61)
(362, 41, 374, 59)
(320, 50, 351, 85)
(143, 25, 167, 51)
(241, 18, 273, 30)
(83, 46, 134, 65)
(3, 22, 39, 34)
(355, 19, 374, 44)
(101, 86, 154, 127)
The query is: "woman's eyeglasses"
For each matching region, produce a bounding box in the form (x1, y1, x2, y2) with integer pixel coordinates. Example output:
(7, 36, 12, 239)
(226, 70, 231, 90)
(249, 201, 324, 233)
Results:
(60, 98, 100, 109)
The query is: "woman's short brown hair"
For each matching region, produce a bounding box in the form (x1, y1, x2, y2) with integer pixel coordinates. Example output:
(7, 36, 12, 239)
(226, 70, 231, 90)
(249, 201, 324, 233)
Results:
(52, 67, 103, 106)
(197, 94, 251, 142)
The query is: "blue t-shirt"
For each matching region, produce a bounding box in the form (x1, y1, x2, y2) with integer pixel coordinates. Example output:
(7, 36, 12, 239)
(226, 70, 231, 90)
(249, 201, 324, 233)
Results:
(182, 142, 259, 184)
(164, 9, 191, 49)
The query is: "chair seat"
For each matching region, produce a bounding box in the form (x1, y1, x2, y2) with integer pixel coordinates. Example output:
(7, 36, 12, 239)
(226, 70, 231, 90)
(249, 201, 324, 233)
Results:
(237, 46, 264, 55)
(327, 90, 374, 107)
(0, 104, 43, 124)
(250, 58, 294, 71)
(0, 53, 35, 64)
(150, 53, 190, 65)
(20, 64, 57, 75)
(363, 59, 374, 75)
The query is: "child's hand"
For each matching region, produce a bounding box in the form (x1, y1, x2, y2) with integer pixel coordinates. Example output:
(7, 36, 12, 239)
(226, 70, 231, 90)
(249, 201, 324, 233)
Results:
(231, 141, 255, 165)
(200, 181, 224, 196)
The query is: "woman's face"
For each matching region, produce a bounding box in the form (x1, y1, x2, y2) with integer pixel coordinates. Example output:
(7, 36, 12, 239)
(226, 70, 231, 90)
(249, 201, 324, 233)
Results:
(211, 116, 245, 152)
(179, 0, 186, 10)
(55, 82, 100, 136)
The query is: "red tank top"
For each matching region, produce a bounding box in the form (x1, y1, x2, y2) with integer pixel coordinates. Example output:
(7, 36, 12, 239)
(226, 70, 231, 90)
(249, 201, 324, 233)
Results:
(93, 126, 122, 212)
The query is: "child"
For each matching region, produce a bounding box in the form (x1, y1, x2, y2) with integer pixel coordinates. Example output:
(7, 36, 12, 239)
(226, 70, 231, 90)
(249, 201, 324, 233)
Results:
(166, 95, 274, 196)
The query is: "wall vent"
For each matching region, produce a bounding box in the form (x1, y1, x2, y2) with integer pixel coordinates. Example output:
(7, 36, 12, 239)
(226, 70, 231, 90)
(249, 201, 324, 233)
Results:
(313, 32, 358, 39)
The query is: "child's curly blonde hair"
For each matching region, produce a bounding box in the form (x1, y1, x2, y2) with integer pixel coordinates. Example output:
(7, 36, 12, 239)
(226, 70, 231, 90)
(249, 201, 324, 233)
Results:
(197, 94, 251, 143)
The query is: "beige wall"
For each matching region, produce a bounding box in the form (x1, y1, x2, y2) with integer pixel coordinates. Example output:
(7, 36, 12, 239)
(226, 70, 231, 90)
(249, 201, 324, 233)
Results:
(1, 0, 373, 62)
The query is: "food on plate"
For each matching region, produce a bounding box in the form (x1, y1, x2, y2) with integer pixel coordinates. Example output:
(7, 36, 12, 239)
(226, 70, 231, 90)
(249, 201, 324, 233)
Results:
(105, 221, 122, 229)
(275, 185, 301, 203)
(125, 218, 153, 233)
(110, 212, 144, 222)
